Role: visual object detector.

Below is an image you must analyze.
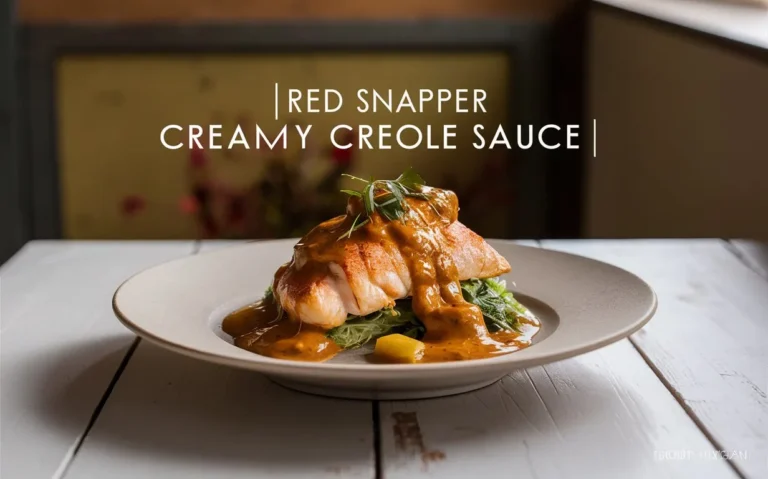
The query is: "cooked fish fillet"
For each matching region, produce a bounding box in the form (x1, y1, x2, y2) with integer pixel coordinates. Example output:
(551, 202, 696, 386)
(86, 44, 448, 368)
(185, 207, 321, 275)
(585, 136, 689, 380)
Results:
(274, 220, 510, 329)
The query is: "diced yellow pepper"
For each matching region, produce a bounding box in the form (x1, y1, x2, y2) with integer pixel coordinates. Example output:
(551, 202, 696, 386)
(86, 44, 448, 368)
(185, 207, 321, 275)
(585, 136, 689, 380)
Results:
(373, 334, 425, 363)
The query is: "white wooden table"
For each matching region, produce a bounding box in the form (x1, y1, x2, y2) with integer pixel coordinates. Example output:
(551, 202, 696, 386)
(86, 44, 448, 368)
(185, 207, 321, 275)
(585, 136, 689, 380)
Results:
(2, 240, 767, 479)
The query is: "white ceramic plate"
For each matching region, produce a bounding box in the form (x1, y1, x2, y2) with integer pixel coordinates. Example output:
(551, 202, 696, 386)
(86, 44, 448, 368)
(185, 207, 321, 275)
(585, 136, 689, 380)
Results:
(113, 240, 657, 400)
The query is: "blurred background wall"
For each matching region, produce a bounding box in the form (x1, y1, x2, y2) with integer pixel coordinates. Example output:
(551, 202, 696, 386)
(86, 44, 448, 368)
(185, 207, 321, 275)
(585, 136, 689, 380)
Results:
(56, 53, 510, 239)
(16, 0, 587, 244)
(4, 0, 766, 265)
(588, 8, 768, 240)
(19, 0, 576, 22)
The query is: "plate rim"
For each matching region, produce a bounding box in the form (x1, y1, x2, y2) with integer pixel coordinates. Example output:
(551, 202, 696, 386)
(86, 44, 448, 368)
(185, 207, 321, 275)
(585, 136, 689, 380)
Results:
(112, 240, 658, 374)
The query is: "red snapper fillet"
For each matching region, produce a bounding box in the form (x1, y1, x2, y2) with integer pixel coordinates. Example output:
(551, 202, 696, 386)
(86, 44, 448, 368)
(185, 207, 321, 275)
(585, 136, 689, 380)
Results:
(273, 190, 510, 329)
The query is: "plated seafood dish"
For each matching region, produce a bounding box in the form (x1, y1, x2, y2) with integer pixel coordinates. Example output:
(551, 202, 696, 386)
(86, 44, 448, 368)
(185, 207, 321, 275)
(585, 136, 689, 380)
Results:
(222, 169, 540, 363)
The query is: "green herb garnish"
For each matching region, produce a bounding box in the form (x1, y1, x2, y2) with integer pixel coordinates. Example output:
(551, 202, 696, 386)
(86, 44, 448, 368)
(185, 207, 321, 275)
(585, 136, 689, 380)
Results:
(325, 278, 528, 348)
(263, 284, 274, 301)
(460, 278, 525, 332)
(263, 284, 284, 321)
(338, 167, 430, 239)
(326, 301, 425, 349)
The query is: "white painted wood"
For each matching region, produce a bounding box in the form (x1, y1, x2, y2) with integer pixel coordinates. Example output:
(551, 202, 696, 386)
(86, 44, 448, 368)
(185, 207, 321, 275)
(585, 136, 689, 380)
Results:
(75, 237, 541, 479)
(0, 241, 194, 479)
(379, 238, 736, 478)
(729, 239, 768, 280)
(380, 340, 738, 479)
(64, 341, 375, 479)
(597, 0, 768, 50)
(68, 239, 374, 478)
(542, 239, 768, 479)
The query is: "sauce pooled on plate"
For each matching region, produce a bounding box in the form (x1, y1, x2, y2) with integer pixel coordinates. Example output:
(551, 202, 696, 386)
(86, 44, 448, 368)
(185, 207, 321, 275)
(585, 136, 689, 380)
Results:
(222, 184, 540, 363)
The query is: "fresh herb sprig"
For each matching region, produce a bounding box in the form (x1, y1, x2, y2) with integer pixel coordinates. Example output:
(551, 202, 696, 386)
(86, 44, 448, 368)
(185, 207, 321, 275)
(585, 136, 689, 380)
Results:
(338, 167, 429, 240)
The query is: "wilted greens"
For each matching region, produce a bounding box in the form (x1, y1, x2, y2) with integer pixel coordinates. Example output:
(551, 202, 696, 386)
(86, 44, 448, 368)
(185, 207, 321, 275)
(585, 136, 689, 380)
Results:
(459, 277, 526, 332)
(324, 278, 528, 349)
(326, 301, 425, 349)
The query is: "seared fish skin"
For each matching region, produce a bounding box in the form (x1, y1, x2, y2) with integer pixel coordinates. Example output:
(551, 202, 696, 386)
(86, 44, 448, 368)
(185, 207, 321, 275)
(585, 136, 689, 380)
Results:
(274, 208, 510, 329)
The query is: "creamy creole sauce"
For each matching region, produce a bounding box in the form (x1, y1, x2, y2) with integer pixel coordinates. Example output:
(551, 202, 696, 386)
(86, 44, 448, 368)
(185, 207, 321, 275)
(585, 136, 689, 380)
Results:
(222, 187, 541, 363)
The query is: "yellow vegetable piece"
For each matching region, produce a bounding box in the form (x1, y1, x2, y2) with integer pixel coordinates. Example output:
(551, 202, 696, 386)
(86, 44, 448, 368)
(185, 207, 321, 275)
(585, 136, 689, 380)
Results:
(373, 334, 425, 363)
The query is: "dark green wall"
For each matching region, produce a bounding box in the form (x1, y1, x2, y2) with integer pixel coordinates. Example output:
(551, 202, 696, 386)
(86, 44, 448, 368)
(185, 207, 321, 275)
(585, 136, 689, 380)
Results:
(0, 0, 25, 264)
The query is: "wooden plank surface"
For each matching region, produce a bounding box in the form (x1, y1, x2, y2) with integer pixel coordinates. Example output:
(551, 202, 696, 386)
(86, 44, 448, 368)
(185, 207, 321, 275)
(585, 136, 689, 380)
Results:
(728, 239, 768, 280)
(203, 239, 737, 478)
(0, 241, 193, 479)
(380, 340, 737, 479)
(7, 239, 764, 478)
(542, 239, 768, 479)
(65, 241, 376, 479)
(378, 240, 739, 479)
